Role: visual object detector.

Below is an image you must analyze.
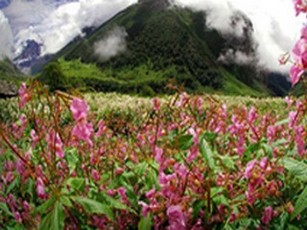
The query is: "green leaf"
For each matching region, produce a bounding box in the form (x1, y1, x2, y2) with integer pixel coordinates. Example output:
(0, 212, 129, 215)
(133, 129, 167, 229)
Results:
(138, 216, 152, 230)
(275, 118, 289, 126)
(65, 148, 79, 174)
(72, 196, 114, 221)
(200, 137, 215, 170)
(0, 202, 13, 217)
(192, 200, 205, 219)
(101, 193, 132, 212)
(6, 176, 20, 194)
(177, 134, 194, 150)
(34, 196, 56, 215)
(243, 143, 260, 158)
(39, 201, 65, 230)
(65, 178, 85, 192)
(291, 186, 307, 220)
(217, 155, 237, 170)
(283, 158, 307, 182)
(203, 132, 218, 142)
(60, 196, 73, 208)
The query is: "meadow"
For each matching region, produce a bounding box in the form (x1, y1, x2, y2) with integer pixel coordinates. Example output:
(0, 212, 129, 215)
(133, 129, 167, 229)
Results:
(0, 82, 306, 229)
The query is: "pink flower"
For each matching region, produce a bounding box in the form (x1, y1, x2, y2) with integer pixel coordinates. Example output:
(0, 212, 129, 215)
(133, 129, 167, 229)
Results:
(70, 98, 89, 122)
(248, 107, 257, 123)
(14, 211, 22, 223)
(91, 169, 101, 182)
(146, 188, 156, 199)
(244, 160, 257, 179)
(72, 122, 94, 147)
(36, 177, 47, 199)
(290, 64, 304, 86)
(30, 129, 39, 146)
(295, 125, 306, 156)
(261, 206, 274, 224)
(154, 147, 164, 165)
(139, 201, 151, 217)
(18, 83, 30, 108)
(95, 120, 106, 137)
(293, 0, 307, 16)
(288, 111, 298, 128)
(152, 98, 160, 111)
(278, 53, 290, 65)
(267, 125, 276, 142)
(260, 157, 269, 169)
(167, 205, 187, 230)
(46, 131, 65, 158)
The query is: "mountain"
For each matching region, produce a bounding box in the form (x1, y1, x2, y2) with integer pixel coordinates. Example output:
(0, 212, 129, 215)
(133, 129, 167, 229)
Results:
(0, 58, 25, 97)
(39, 0, 277, 96)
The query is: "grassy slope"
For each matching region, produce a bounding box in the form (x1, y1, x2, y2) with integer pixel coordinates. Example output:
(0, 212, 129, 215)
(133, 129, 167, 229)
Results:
(0, 58, 25, 82)
(0, 91, 286, 124)
(45, 4, 271, 97)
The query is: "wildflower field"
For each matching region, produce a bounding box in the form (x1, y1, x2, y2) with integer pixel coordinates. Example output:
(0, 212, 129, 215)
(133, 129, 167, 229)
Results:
(0, 0, 306, 229)
(0, 81, 306, 229)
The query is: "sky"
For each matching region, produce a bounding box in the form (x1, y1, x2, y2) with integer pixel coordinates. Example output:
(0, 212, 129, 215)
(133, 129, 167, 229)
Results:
(0, 0, 305, 73)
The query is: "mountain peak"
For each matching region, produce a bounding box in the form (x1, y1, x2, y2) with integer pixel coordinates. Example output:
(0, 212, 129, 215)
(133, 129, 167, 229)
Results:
(138, 0, 169, 9)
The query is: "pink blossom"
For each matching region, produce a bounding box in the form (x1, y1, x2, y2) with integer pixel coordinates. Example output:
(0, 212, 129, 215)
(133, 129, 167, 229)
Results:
(91, 169, 101, 182)
(146, 188, 156, 199)
(30, 129, 39, 146)
(293, 0, 307, 16)
(295, 125, 306, 156)
(290, 64, 304, 86)
(261, 206, 274, 224)
(267, 125, 276, 142)
(139, 201, 151, 217)
(167, 205, 187, 230)
(260, 157, 268, 170)
(70, 98, 89, 122)
(152, 98, 160, 111)
(14, 211, 22, 223)
(244, 160, 257, 179)
(248, 107, 257, 123)
(154, 147, 164, 165)
(16, 159, 25, 175)
(278, 53, 290, 65)
(46, 131, 65, 158)
(288, 111, 298, 128)
(36, 177, 47, 199)
(95, 120, 106, 137)
(71, 122, 94, 147)
(18, 83, 30, 108)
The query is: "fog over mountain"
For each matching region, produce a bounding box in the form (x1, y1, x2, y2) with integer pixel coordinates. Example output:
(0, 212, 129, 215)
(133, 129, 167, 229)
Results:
(0, 0, 305, 73)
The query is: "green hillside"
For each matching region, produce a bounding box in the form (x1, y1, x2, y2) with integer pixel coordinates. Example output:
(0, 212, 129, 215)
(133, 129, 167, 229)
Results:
(0, 58, 24, 81)
(40, 0, 273, 97)
(0, 59, 26, 97)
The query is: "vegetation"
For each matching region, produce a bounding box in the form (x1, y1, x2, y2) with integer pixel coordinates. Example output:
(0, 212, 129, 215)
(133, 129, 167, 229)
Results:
(46, 3, 275, 97)
(0, 82, 306, 229)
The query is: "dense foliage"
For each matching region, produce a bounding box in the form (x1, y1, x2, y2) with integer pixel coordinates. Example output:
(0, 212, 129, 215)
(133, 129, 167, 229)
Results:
(0, 81, 306, 229)
(48, 3, 275, 97)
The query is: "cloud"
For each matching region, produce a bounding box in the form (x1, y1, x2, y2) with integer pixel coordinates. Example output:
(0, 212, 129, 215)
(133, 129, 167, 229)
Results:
(173, 0, 305, 73)
(94, 27, 128, 61)
(218, 49, 256, 65)
(2, 0, 137, 56)
(0, 10, 13, 60)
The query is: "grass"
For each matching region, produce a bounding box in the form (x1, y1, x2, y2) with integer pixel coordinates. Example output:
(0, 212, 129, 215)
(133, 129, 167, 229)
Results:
(0, 91, 287, 124)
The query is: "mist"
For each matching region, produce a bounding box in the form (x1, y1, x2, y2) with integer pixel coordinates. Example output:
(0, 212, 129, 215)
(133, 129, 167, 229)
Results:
(0, 10, 13, 60)
(173, 0, 305, 73)
(94, 27, 128, 61)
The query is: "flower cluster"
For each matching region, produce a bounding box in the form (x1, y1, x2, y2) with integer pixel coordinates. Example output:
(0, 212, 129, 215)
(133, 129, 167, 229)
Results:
(286, 0, 307, 85)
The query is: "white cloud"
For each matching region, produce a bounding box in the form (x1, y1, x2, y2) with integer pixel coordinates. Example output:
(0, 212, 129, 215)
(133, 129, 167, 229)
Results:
(2, 0, 137, 56)
(173, 0, 305, 73)
(94, 27, 128, 61)
(0, 10, 13, 60)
